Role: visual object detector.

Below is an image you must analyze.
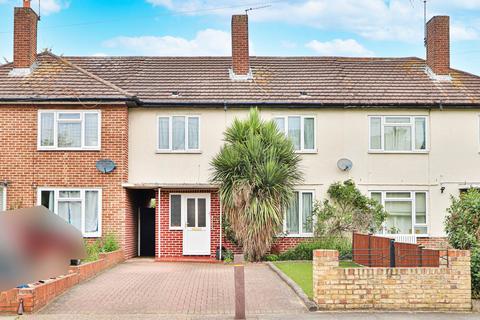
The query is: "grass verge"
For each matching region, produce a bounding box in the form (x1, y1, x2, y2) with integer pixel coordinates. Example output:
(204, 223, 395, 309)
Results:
(273, 260, 362, 299)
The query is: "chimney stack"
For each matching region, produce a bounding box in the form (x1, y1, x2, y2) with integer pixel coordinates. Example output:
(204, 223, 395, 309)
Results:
(231, 14, 251, 79)
(426, 16, 450, 75)
(13, 0, 38, 71)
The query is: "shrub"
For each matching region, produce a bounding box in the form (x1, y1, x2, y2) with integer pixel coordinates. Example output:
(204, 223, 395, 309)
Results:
(277, 237, 352, 261)
(444, 188, 480, 297)
(101, 234, 120, 253)
(472, 247, 480, 298)
(83, 240, 101, 262)
(265, 254, 279, 262)
(312, 180, 387, 237)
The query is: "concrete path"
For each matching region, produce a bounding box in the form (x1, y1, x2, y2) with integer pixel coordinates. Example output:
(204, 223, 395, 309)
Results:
(33, 259, 306, 317)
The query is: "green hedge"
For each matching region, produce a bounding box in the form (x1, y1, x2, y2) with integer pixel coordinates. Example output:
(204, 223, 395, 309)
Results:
(267, 237, 352, 261)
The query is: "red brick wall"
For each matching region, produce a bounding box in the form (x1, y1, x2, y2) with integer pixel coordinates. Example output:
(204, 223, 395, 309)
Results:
(417, 237, 450, 249)
(0, 105, 131, 257)
(157, 189, 221, 258)
(156, 188, 311, 258)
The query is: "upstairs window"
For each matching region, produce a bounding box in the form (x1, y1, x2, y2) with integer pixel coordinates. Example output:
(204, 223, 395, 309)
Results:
(157, 116, 200, 152)
(38, 188, 102, 237)
(369, 116, 427, 152)
(38, 111, 100, 150)
(274, 116, 315, 152)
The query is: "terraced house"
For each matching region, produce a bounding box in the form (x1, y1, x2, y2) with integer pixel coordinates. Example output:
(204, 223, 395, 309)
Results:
(1, 1, 480, 260)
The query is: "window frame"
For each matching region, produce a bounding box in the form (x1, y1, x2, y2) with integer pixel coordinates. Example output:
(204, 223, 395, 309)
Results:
(37, 110, 101, 151)
(156, 115, 201, 153)
(169, 193, 210, 230)
(283, 190, 315, 237)
(0, 186, 6, 211)
(369, 190, 428, 237)
(368, 115, 428, 153)
(274, 115, 317, 153)
(37, 187, 102, 237)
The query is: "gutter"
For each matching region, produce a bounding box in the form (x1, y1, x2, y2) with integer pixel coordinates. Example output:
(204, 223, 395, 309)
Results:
(0, 96, 140, 106)
(136, 101, 480, 109)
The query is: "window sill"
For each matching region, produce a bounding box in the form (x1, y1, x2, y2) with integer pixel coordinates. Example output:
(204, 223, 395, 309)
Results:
(156, 150, 202, 154)
(368, 150, 429, 154)
(278, 233, 314, 238)
(38, 148, 101, 152)
(294, 150, 317, 154)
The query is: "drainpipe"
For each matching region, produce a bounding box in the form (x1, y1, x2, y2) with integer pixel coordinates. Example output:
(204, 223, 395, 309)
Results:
(219, 194, 223, 260)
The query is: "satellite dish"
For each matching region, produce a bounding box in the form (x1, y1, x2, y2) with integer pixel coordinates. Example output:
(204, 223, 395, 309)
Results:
(337, 158, 353, 171)
(96, 159, 116, 174)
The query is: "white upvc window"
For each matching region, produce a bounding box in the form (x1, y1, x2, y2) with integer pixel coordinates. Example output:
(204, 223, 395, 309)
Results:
(157, 116, 200, 152)
(0, 187, 6, 211)
(283, 190, 314, 236)
(37, 188, 102, 237)
(38, 110, 101, 150)
(274, 116, 316, 152)
(370, 191, 428, 236)
(369, 116, 428, 152)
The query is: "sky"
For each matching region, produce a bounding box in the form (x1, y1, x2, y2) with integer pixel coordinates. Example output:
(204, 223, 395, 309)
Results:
(0, 0, 479, 75)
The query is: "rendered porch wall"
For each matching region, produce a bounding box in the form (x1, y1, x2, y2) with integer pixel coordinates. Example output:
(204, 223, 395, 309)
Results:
(313, 249, 471, 311)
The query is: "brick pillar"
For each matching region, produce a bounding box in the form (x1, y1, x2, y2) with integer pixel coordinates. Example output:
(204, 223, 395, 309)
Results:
(426, 16, 450, 75)
(313, 250, 338, 308)
(447, 249, 472, 310)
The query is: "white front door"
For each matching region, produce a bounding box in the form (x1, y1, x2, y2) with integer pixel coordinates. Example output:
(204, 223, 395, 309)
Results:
(182, 194, 211, 255)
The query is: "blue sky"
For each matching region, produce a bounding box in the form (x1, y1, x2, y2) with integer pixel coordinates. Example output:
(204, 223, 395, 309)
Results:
(0, 0, 479, 75)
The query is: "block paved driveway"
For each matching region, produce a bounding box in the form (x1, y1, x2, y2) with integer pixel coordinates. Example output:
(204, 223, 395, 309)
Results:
(35, 258, 306, 317)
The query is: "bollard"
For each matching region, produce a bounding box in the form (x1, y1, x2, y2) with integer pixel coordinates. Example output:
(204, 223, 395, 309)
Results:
(234, 254, 245, 320)
(17, 298, 24, 315)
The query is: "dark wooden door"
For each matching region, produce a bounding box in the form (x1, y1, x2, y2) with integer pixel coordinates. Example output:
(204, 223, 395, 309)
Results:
(139, 208, 155, 256)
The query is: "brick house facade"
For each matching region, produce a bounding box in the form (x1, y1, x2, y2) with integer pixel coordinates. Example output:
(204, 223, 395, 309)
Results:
(2, 2, 480, 261)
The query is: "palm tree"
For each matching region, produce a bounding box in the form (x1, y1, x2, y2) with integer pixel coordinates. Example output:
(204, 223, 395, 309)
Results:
(211, 109, 303, 261)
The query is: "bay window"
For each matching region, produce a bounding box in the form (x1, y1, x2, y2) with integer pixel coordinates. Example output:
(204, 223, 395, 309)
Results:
(369, 116, 427, 152)
(274, 116, 315, 152)
(284, 191, 314, 236)
(157, 116, 200, 152)
(38, 110, 101, 150)
(371, 191, 428, 236)
(38, 188, 102, 237)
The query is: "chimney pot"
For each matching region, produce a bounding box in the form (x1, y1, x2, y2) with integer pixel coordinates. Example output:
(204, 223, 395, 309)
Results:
(426, 16, 450, 75)
(231, 14, 250, 78)
(13, 2, 38, 70)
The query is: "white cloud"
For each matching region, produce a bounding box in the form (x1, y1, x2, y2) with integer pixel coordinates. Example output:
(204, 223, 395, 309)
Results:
(103, 29, 231, 56)
(91, 53, 108, 57)
(451, 24, 479, 41)
(0, 0, 67, 15)
(144, 0, 480, 43)
(280, 40, 297, 49)
(306, 39, 374, 57)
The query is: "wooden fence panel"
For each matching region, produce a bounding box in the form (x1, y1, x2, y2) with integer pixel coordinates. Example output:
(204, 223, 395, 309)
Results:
(352, 233, 440, 267)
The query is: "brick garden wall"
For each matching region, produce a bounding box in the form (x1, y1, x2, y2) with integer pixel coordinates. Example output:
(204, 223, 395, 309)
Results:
(417, 237, 450, 249)
(0, 105, 131, 257)
(313, 249, 471, 311)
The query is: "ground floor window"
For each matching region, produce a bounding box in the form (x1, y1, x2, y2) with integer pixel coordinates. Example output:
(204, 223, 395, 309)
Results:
(0, 187, 6, 211)
(370, 191, 428, 236)
(284, 190, 314, 236)
(38, 188, 102, 237)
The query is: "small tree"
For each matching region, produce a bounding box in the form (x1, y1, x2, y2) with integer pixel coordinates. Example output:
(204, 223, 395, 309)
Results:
(211, 109, 303, 261)
(445, 188, 480, 297)
(312, 180, 387, 237)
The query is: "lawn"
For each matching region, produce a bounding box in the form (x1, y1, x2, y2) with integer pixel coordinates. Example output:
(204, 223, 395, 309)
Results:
(273, 260, 362, 299)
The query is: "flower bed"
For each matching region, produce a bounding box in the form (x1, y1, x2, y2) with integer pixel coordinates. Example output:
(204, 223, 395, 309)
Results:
(0, 249, 124, 315)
